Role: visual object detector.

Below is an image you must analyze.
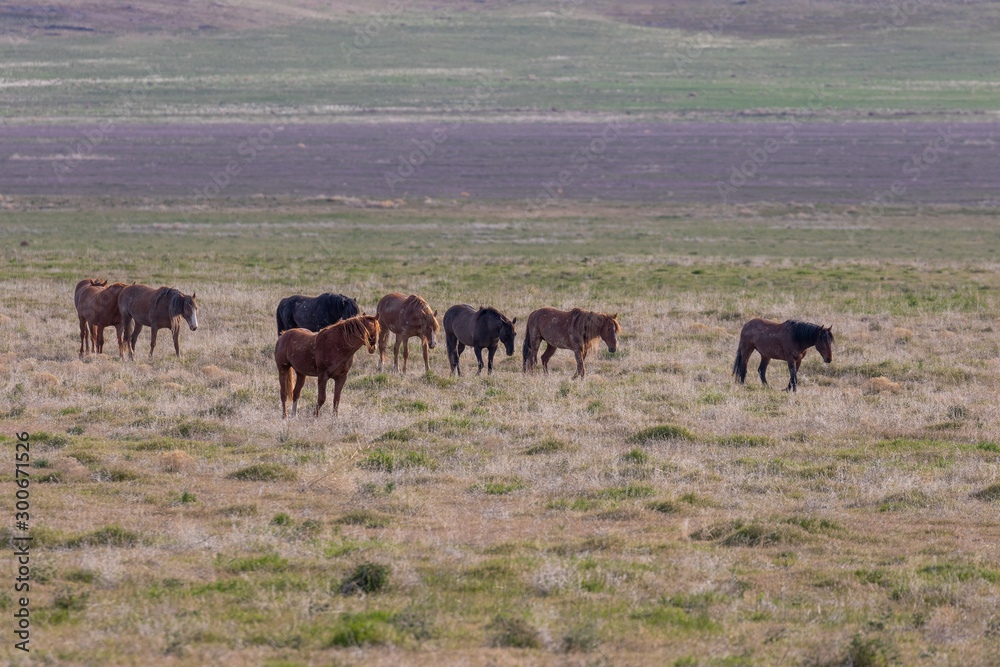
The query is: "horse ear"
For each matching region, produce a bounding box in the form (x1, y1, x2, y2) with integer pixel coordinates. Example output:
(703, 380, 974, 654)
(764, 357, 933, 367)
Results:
(374, 312, 381, 322)
(512, 317, 517, 325)
(192, 291, 197, 299)
(433, 310, 438, 317)
(612, 313, 618, 320)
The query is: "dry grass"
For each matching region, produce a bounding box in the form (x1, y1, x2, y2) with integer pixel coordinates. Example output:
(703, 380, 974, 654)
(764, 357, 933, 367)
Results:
(1, 202, 999, 666)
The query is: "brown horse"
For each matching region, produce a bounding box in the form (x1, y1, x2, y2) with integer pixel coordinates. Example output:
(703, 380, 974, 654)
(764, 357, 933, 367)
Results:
(375, 293, 439, 373)
(732, 319, 833, 392)
(522, 307, 621, 379)
(275, 314, 380, 418)
(74, 278, 107, 355)
(118, 284, 199, 359)
(77, 282, 128, 356)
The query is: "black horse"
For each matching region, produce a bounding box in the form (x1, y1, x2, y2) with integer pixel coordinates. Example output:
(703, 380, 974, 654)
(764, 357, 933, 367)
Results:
(443, 305, 517, 376)
(276, 293, 360, 335)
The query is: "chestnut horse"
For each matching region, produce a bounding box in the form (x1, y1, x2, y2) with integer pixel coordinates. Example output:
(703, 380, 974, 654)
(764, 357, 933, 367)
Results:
(77, 282, 128, 356)
(74, 278, 107, 355)
(119, 284, 199, 359)
(522, 308, 620, 379)
(732, 318, 833, 392)
(275, 314, 380, 418)
(375, 293, 439, 373)
(443, 305, 517, 376)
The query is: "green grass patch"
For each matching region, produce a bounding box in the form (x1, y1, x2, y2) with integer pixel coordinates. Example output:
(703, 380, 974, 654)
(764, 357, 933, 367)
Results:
(972, 483, 1000, 502)
(341, 561, 391, 595)
(64, 524, 142, 549)
(598, 484, 654, 500)
(475, 476, 527, 495)
(226, 464, 296, 482)
(376, 428, 414, 443)
(487, 614, 541, 649)
(218, 553, 289, 574)
(337, 510, 391, 529)
(523, 438, 566, 455)
(877, 489, 934, 512)
(630, 425, 694, 444)
(716, 434, 776, 448)
(359, 448, 437, 472)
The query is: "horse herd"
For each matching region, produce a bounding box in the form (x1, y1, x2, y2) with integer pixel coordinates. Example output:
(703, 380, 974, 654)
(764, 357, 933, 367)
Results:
(73, 281, 835, 418)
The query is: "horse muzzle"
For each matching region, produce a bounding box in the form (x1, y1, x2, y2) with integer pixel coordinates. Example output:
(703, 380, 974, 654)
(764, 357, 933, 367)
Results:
(190, 324, 198, 331)
(824, 356, 832, 363)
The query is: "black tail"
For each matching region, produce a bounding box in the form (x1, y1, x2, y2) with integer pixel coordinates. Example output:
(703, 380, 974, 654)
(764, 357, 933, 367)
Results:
(732, 348, 746, 383)
(522, 325, 532, 372)
(276, 308, 284, 336)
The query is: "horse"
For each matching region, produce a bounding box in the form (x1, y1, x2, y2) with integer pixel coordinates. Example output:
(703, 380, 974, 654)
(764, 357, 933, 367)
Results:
(274, 314, 380, 418)
(74, 278, 107, 355)
(77, 282, 128, 357)
(118, 284, 199, 359)
(522, 308, 620, 379)
(375, 293, 439, 373)
(732, 319, 833, 392)
(443, 305, 517, 376)
(275, 293, 360, 335)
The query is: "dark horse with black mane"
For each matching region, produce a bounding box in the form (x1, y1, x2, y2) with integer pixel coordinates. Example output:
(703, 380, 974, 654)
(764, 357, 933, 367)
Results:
(732, 318, 833, 392)
(276, 293, 360, 335)
(443, 305, 517, 376)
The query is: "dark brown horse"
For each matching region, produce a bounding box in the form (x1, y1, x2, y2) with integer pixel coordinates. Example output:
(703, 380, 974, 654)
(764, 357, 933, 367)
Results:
(522, 307, 620, 379)
(443, 305, 517, 376)
(732, 319, 833, 392)
(74, 278, 107, 355)
(118, 284, 199, 359)
(274, 314, 380, 418)
(275, 293, 360, 335)
(375, 293, 439, 373)
(77, 282, 128, 357)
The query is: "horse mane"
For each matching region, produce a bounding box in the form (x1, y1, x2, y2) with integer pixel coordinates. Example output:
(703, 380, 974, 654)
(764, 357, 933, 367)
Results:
(571, 308, 616, 346)
(326, 315, 375, 345)
(406, 294, 439, 331)
(785, 320, 823, 346)
(479, 306, 509, 324)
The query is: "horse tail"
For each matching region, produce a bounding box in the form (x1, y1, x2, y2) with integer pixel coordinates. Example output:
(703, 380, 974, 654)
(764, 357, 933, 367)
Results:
(522, 319, 533, 372)
(276, 307, 284, 336)
(732, 347, 746, 383)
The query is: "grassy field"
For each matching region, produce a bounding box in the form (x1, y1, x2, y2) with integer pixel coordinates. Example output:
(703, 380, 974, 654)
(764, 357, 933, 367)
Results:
(2, 199, 1000, 665)
(3, 3, 1000, 123)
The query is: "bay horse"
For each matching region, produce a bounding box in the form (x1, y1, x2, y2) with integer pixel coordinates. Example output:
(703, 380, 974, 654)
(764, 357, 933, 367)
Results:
(74, 278, 107, 356)
(118, 284, 199, 359)
(375, 293, 439, 373)
(522, 308, 620, 379)
(275, 293, 360, 335)
(77, 282, 128, 357)
(732, 319, 833, 392)
(443, 305, 517, 376)
(274, 314, 380, 418)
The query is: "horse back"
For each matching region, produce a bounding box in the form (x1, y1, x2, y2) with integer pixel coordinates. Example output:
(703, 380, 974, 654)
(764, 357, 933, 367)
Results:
(528, 307, 576, 349)
(275, 328, 319, 376)
(444, 304, 477, 343)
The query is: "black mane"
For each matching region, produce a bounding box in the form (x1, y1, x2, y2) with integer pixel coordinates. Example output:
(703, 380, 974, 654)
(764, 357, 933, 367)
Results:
(785, 320, 823, 346)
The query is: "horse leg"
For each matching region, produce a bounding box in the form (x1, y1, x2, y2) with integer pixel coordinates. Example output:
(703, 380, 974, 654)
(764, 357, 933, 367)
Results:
(785, 360, 797, 392)
(278, 365, 293, 418)
(129, 323, 143, 361)
(78, 316, 87, 357)
(540, 343, 557, 375)
(148, 326, 158, 357)
(455, 342, 466, 377)
(758, 357, 770, 386)
(172, 326, 181, 357)
(402, 338, 410, 373)
(315, 372, 328, 417)
(446, 332, 458, 376)
(115, 324, 125, 358)
(377, 326, 389, 372)
(291, 371, 307, 417)
(572, 347, 586, 379)
(393, 336, 402, 373)
(486, 344, 497, 375)
(331, 374, 347, 416)
(474, 346, 485, 375)
(96, 326, 105, 354)
(422, 338, 430, 374)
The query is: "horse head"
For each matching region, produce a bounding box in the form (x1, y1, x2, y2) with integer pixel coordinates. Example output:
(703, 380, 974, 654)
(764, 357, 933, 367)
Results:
(424, 308, 439, 350)
(500, 316, 517, 356)
(365, 313, 380, 353)
(817, 325, 834, 363)
(173, 290, 199, 331)
(600, 313, 621, 353)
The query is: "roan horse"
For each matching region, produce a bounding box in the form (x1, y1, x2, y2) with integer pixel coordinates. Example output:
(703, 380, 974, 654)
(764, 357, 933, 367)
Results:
(375, 293, 439, 373)
(522, 307, 621, 379)
(118, 284, 199, 359)
(76, 281, 129, 357)
(443, 305, 517, 376)
(275, 293, 360, 335)
(274, 314, 380, 418)
(732, 318, 833, 392)
(74, 278, 107, 355)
